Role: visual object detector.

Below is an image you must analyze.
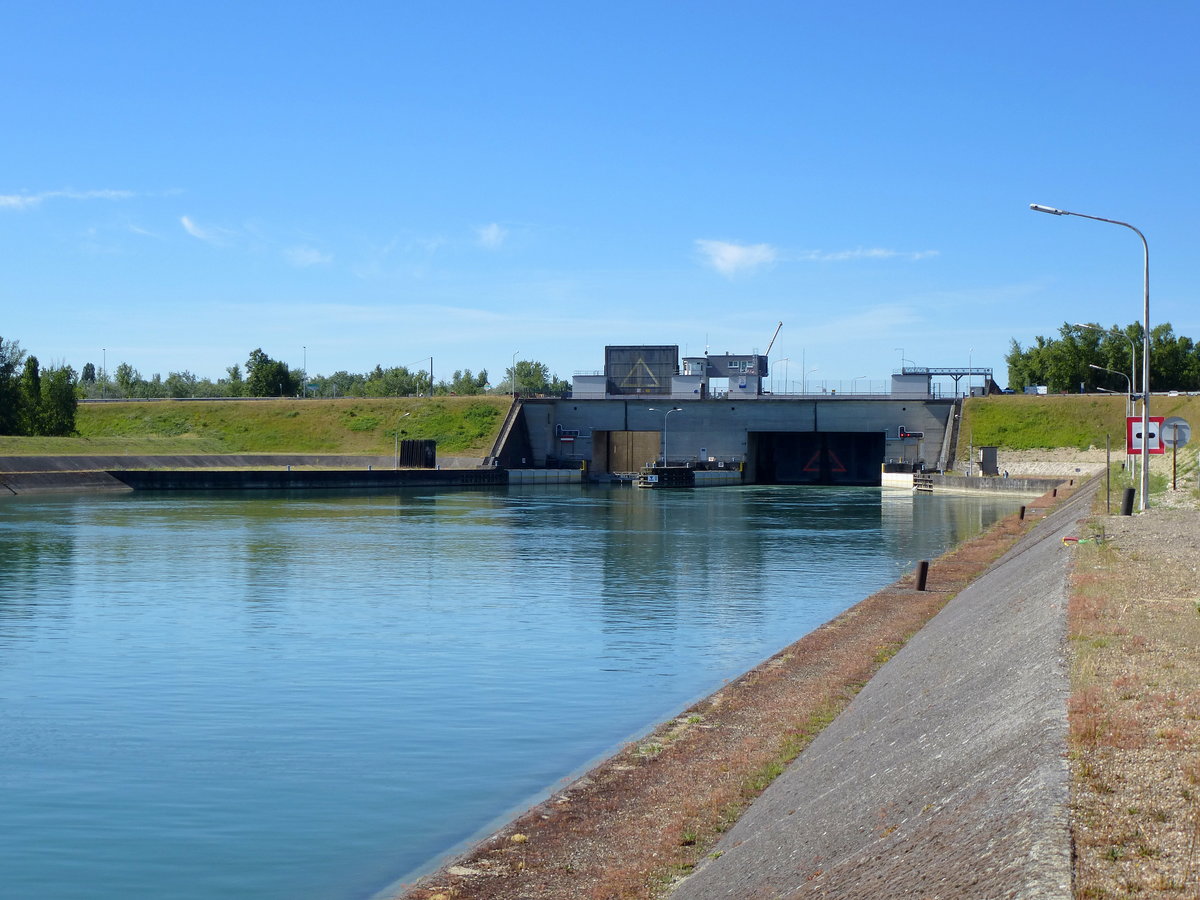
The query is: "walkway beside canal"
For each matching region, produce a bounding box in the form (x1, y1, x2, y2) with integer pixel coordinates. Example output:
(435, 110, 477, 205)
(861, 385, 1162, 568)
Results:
(671, 479, 1095, 899)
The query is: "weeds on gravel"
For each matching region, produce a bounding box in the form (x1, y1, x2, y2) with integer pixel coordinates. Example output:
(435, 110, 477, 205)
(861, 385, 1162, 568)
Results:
(1069, 488, 1200, 898)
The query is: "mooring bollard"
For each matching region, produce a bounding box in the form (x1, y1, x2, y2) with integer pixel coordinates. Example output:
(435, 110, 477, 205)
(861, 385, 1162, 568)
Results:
(1052, 488, 1057, 497)
(1120, 487, 1135, 516)
(915, 560, 930, 592)
(1019, 505, 1026, 520)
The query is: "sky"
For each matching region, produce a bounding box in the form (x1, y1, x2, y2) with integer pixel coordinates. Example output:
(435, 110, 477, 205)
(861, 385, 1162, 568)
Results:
(3, 1, 1198, 393)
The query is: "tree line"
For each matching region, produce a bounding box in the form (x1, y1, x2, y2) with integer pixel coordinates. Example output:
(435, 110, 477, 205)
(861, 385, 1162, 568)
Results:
(0, 336, 78, 436)
(63, 346, 571, 402)
(1007, 321, 1200, 394)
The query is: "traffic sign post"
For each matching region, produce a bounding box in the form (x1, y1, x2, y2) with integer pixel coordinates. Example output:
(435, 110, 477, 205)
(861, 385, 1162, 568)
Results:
(1127, 416, 1165, 455)
(1162, 416, 1191, 491)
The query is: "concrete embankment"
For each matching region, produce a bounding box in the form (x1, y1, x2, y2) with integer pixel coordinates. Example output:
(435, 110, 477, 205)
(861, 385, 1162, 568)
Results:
(672, 478, 1096, 899)
(0, 455, 491, 494)
(0, 456, 589, 494)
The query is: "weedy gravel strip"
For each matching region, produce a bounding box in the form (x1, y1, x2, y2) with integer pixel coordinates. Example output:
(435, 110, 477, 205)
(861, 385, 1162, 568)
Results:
(1068, 492, 1200, 898)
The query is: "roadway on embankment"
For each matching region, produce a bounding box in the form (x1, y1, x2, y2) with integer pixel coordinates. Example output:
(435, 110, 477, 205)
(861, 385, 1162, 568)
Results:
(671, 477, 1097, 899)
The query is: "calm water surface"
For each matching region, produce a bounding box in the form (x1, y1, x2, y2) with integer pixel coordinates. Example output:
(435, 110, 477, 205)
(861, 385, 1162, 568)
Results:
(0, 484, 1022, 899)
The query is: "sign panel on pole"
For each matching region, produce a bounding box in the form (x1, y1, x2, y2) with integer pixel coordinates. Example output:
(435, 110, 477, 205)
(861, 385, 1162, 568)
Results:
(1162, 416, 1191, 448)
(1127, 416, 1165, 455)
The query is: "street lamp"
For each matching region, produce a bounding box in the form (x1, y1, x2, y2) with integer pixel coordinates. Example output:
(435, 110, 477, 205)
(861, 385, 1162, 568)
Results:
(1032, 203, 1151, 510)
(803, 367, 818, 395)
(773, 357, 790, 394)
(511, 351, 520, 399)
(302, 345, 307, 398)
(648, 407, 682, 467)
(852, 374, 868, 394)
(1087, 361, 1135, 426)
(1074, 322, 1137, 403)
(1089, 363, 1132, 402)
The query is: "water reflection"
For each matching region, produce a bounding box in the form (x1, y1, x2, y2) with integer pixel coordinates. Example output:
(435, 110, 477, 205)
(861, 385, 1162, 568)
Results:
(0, 485, 1024, 900)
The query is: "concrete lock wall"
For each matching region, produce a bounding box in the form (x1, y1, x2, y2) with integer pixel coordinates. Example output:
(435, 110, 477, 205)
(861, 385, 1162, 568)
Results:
(525, 397, 957, 485)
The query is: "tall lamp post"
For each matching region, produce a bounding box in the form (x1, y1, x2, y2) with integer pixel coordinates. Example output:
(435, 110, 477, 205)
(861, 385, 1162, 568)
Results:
(1031, 203, 1151, 511)
(648, 406, 682, 467)
(773, 357, 790, 394)
(803, 367, 818, 395)
(852, 374, 867, 394)
(511, 351, 520, 399)
(1089, 364, 1132, 411)
(1074, 322, 1137, 409)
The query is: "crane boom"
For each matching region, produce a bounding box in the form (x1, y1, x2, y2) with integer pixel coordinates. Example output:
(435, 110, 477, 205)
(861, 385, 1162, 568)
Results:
(764, 321, 783, 356)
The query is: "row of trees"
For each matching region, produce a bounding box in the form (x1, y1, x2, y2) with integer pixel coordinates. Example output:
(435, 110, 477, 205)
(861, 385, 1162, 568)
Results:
(1006, 321, 1200, 395)
(0, 337, 78, 436)
(73, 349, 570, 401)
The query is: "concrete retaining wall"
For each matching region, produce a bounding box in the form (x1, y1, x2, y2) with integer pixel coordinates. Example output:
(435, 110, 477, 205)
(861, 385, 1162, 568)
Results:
(694, 470, 742, 486)
(929, 474, 1067, 495)
(507, 469, 583, 484)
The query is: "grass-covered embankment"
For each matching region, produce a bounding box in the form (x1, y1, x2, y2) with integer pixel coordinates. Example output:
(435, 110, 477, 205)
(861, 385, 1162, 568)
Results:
(961, 393, 1200, 451)
(0, 396, 512, 457)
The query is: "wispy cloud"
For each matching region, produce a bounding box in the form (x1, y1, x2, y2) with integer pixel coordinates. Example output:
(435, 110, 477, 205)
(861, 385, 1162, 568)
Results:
(477, 222, 508, 249)
(795, 247, 939, 262)
(180, 215, 235, 246)
(0, 188, 135, 210)
(695, 239, 778, 277)
(284, 245, 333, 267)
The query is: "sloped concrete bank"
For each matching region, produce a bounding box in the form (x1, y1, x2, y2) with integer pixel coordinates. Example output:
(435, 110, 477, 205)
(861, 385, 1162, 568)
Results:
(671, 479, 1097, 899)
(0, 455, 490, 494)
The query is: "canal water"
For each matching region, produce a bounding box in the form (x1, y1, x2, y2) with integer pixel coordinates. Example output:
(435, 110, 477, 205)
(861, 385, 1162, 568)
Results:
(0, 485, 1023, 900)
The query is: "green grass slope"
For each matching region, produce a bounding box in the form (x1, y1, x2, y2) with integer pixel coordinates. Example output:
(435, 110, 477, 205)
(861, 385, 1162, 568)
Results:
(962, 393, 1200, 451)
(0, 396, 511, 456)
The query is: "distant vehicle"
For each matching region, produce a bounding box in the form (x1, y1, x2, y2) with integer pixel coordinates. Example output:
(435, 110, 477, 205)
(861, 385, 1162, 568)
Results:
(1001, 388, 1015, 394)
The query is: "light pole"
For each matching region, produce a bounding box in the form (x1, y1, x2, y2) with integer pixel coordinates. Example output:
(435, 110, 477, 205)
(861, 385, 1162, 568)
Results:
(101, 348, 106, 399)
(803, 367, 818, 395)
(302, 345, 307, 398)
(1074, 322, 1137, 404)
(1032, 203, 1151, 510)
(852, 374, 868, 394)
(1088, 362, 1134, 419)
(774, 357, 790, 394)
(511, 351, 519, 399)
(967, 347, 973, 398)
(648, 406, 682, 467)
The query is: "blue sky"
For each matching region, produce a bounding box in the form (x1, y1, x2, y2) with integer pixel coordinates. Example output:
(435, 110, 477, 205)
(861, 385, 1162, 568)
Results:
(3, 2, 1197, 391)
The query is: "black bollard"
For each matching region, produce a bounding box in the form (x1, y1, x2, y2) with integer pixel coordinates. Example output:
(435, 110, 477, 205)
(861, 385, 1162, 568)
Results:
(1120, 487, 1135, 516)
(915, 560, 930, 592)
(1019, 505, 1026, 520)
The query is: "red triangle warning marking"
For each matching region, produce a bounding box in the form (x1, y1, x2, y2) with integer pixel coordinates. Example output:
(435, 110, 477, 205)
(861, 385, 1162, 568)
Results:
(801, 448, 848, 473)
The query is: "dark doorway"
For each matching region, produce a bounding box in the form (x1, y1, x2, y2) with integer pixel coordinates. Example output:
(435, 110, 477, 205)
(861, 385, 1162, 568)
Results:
(751, 432, 884, 485)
